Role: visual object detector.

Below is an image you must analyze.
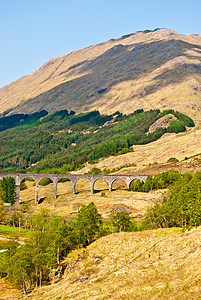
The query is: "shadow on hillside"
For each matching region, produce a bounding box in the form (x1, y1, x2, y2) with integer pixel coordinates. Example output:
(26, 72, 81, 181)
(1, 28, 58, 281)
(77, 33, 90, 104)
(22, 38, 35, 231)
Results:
(38, 197, 46, 204)
(13, 39, 201, 114)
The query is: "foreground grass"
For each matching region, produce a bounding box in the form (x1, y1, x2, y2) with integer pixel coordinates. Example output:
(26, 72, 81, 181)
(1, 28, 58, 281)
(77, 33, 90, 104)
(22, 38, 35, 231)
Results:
(0, 225, 32, 239)
(23, 226, 201, 300)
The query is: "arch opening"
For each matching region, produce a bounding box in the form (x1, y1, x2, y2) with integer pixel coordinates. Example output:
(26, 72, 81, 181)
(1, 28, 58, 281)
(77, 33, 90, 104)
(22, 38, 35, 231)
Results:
(75, 178, 91, 194)
(129, 178, 144, 191)
(19, 177, 36, 203)
(93, 178, 109, 193)
(111, 178, 127, 191)
(38, 177, 54, 203)
(57, 178, 72, 196)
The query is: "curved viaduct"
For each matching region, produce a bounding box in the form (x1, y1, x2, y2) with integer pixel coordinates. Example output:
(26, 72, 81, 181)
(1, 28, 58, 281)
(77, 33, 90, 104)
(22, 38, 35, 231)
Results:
(0, 173, 151, 204)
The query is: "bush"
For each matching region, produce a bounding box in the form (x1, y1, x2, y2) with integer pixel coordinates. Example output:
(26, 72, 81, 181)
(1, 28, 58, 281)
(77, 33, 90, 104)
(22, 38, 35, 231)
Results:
(166, 157, 179, 163)
(129, 179, 144, 191)
(39, 178, 53, 186)
(88, 168, 102, 175)
(20, 181, 28, 191)
(130, 172, 181, 192)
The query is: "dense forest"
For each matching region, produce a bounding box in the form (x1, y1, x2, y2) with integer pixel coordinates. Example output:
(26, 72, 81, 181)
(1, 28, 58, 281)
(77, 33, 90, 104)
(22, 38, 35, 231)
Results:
(0, 108, 194, 174)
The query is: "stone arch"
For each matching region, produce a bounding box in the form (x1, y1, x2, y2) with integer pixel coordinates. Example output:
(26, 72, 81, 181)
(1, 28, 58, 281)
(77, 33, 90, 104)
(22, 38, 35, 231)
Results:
(111, 178, 128, 191)
(38, 177, 54, 186)
(128, 177, 145, 190)
(19, 175, 36, 184)
(93, 178, 109, 193)
(17, 176, 36, 204)
(74, 177, 91, 194)
(38, 176, 58, 203)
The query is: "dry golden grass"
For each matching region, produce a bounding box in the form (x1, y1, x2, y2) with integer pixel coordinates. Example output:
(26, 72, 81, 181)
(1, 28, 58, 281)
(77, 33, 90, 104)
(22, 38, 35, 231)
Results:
(0, 279, 20, 300)
(24, 226, 201, 300)
(1, 29, 201, 121)
(74, 124, 201, 174)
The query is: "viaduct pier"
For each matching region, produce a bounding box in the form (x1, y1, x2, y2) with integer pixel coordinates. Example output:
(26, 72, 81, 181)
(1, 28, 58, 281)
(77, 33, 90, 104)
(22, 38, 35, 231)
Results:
(0, 173, 151, 204)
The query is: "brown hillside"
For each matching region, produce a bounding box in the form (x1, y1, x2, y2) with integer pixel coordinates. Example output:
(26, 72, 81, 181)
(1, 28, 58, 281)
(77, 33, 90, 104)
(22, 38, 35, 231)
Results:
(0, 28, 201, 120)
(24, 227, 201, 300)
(73, 123, 201, 175)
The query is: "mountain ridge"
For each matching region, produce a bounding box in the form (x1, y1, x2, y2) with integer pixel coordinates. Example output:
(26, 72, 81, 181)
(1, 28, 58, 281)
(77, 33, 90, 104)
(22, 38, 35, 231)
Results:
(1, 28, 201, 120)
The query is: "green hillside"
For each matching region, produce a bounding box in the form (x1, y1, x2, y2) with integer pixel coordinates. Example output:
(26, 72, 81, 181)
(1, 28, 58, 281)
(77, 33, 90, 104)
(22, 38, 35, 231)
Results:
(0, 109, 194, 173)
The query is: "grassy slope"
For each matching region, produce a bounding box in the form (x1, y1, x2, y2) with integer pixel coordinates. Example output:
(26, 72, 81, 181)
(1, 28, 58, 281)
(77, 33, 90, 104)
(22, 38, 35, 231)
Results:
(1, 29, 201, 121)
(24, 227, 201, 300)
(74, 124, 201, 174)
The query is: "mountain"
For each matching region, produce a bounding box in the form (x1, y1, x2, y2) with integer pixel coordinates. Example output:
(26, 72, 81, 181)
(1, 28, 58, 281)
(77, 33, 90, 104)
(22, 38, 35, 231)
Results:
(1, 28, 201, 121)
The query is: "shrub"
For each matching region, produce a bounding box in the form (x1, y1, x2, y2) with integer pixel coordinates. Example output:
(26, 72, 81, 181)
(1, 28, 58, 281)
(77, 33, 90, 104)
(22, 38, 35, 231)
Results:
(20, 181, 28, 191)
(39, 178, 53, 186)
(144, 172, 201, 229)
(166, 157, 179, 163)
(88, 168, 102, 175)
(129, 179, 144, 191)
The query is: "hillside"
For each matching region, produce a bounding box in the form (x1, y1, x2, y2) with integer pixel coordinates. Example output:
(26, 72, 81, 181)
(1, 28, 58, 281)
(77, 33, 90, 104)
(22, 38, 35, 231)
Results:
(0, 109, 197, 173)
(74, 126, 201, 175)
(1, 28, 201, 121)
(23, 227, 201, 300)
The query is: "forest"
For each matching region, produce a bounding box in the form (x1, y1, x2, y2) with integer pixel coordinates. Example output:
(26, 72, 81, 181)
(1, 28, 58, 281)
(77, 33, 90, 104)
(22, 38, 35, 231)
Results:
(0, 108, 194, 174)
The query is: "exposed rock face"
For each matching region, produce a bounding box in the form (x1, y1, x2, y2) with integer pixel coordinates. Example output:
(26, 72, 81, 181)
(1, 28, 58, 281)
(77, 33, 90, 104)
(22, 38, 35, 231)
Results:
(148, 114, 177, 133)
(0, 28, 201, 120)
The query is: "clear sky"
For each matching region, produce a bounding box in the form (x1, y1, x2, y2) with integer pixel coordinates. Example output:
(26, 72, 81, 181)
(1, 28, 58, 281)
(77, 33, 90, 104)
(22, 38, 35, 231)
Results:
(0, 0, 201, 87)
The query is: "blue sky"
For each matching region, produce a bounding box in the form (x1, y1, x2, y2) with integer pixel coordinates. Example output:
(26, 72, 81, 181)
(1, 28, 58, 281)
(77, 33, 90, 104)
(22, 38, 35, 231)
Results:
(0, 0, 201, 87)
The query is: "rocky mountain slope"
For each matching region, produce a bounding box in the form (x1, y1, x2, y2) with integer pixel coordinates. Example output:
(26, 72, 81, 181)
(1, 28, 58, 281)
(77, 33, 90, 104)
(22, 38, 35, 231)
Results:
(1, 28, 201, 121)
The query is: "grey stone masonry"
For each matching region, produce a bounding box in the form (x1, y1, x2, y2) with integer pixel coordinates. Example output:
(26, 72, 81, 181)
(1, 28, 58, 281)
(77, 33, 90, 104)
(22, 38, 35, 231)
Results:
(0, 173, 153, 204)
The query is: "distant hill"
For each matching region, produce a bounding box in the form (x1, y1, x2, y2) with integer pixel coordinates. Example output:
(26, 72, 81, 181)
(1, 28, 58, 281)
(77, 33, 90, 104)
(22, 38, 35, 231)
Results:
(0, 28, 201, 121)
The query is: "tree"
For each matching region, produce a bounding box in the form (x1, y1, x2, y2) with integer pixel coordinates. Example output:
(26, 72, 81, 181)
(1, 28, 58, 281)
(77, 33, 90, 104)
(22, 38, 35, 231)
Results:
(8, 244, 35, 295)
(130, 179, 144, 191)
(111, 211, 132, 232)
(0, 177, 16, 205)
(142, 175, 154, 192)
(76, 202, 102, 246)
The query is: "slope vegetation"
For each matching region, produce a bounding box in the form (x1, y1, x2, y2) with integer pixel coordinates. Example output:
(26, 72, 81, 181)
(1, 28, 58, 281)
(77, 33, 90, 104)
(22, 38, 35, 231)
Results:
(0, 109, 195, 173)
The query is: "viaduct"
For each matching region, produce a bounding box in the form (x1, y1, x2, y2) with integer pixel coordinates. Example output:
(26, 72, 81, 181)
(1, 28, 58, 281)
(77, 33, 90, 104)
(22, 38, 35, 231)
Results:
(0, 173, 150, 204)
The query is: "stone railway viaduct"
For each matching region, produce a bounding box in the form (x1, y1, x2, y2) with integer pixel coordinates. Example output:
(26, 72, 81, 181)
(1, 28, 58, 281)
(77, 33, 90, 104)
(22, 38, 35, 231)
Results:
(0, 173, 151, 204)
